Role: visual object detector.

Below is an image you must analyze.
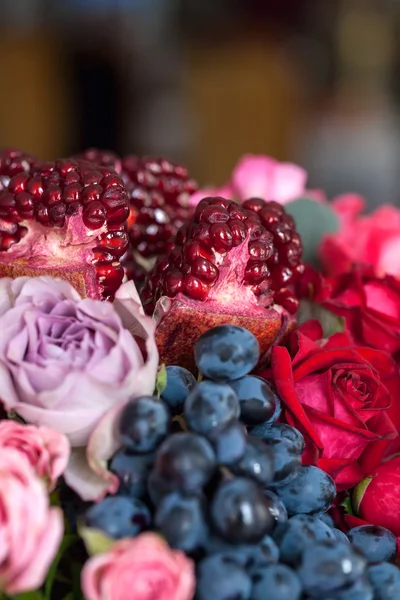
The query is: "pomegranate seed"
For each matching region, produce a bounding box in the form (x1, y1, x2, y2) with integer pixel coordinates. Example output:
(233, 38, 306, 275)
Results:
(271, 266, 294, 288)
(0, 219, 18, 234)
(183, 275, 209, 300)
(35, 203, 50, 226)
(200, 206, 230, 224)
(82, 184, 103, 205)
(244, 262, 270, 284)
(82, 201, 106, 229)
(48, 204, 66, 227)
(191, 257, 219, 283)
(210, 223, 233, 252)
(164, 270, 183, 296)
(230, 220, 248, 246)
(242, 198, 266, 213)
(43, 185, 62, 207)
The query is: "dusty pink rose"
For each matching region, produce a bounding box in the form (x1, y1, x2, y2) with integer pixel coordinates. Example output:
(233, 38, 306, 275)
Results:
(0, 420, 70, 490)
(0, 277, 158, 500)
(0, 447, 63, 594)
(189, 154, 307, 206)
(320, 199, 400, 278)
(82, 532, 195, 600)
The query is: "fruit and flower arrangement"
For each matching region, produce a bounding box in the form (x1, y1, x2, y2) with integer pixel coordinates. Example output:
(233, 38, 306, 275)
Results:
(0, 149, 399, 599)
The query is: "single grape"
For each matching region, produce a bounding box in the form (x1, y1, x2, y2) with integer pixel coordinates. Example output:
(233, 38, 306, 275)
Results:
(184, 381, 240, 435)
(154, 432, 216, 492)
(207, 419, 247, 466)
(84, 496, 151, 539)
(316, 512, 335, 528)
(273, 514, 336, 567)
(332, 528, 351, 544)
(118, 396, 170, 453)
(330, 576, 373, 600)
(196, 553, 252, 600)
(147, 468, 175, 506)
(211, 477, 276, 543)
(228, 376, 277, 426)
(231, 436, 275, 487)
(368, 562, 400, 599)
(251, 564, 302, 600)
(262, 490, 288, 525)
(347, 525, 397, 564)
(194, 325, 259, 382)
(109, 449, 154, 498)
(298, 540, 367, 597)
(252, 422, 305, 454)
(205, 534, 279, 569)
(161, 365, 196, 413)
(155, 492, 208, 554)
(274, 465, 336, 515)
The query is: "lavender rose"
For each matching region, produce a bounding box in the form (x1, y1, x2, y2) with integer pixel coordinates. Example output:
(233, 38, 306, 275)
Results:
(0, 277, 159, 499)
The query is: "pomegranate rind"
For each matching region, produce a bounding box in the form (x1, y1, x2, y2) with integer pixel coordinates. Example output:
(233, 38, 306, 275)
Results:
(154, 297, 293, 373)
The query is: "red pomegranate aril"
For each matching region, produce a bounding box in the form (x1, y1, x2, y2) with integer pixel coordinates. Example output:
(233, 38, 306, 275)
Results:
(242, 198, 266, 213)
(96, 263, 124, 289)
(82, 201, 106, 229)
(271, 265, 294, 288)
(64, 183, 82, 204)
(200, 205, 230, 224)
(244, 262, 270, 284)
(230, 220, 248, 246)
(0, 219, 18, 234)
(183, 275, 209, 300)
(8, 173, 29, 194)
(270, 221, 293, 244)
(98, 230, 129, 258)
(0, 191, 19, 221)
(0, 233, 19, 250)
(26, 176, 44, 198)
(82, 184, 102, 205)
(48, 204, 66, 227)
(92, 249, 116, 264)
(210, 223, 233, 252)
(35, 203, 50, 226)
(191, 257, 219, 283)
(43, 186, 62, 207)
(281, 242, 302, 266)
(259, 208, 280, 226)
(249, 239, 273, 260)
(275, 289, 299, 313)
(164, 270, 183, 296)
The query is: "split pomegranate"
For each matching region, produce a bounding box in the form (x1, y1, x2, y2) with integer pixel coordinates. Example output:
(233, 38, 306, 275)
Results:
(0, 157, 130, 300)
(141, 196, 304, 371)
(0, 148, 37, 191)
(77, 149, 198, 275)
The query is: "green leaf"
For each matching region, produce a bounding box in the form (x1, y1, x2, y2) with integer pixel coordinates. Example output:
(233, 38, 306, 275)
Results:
(352, 477, 373, 516)
(297, 300, 345, 337)
(156, 364, 167, 398)
(44, 534, 78, 600)
(342, 495, 354, 516)
(285, 197, 339, 266)
(8, 592, 44, 600)
(78, 526, 115, 556)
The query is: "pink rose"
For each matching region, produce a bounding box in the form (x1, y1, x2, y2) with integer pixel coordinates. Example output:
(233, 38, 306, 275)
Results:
(189, 154, 307, 206)
(320, 199, 400, 278)
(0, 420, 70, 490)
(0, 277, 159, 500)
(0, 447, 63, 594)
(82, 532, 195, 600)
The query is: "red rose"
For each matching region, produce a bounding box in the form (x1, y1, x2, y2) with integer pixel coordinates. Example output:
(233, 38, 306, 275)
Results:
(350, 456, 400, 541)
(266, 321, 400, 492)
(320, 200, 400, 278)
(323, 267, 400, 358)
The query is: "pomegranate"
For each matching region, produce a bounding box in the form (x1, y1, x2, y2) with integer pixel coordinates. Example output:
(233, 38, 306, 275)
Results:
(77, 149, 198, 278)
(0, 148, 37, 191)
(0, 157, 130, 300)
(141, 197, 304, 371)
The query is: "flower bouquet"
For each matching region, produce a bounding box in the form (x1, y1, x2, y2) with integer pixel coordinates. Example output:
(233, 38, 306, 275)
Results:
(0, 149, 399, 599)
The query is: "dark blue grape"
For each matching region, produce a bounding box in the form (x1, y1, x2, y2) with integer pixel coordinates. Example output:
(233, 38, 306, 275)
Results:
(228, 376, 277, 426)
(298, 540, 367, 597)
(205, 534, 279, 569)
(118, 396, 170, 453)
(161, 365, 196, 413)
(262, 490, 288, 525)
(211, 477, 276, 543)
(155, 492, 208, 553)
(184, 381, 240, 435)
(347, 525, 397, 564)
(154, 432, 216, 492)
(194, 325, 259, 382)
(147, 468, 175, 506)
(330, 577, 373, 600)
(273, 514, 336, 567)
(109, 449, 154, 498)
(232, 436, 275, 487)
(368, 562, 400, 599)
(207, 419, 247, 466)
(252, 422, 305, 454)
(251, 564, 302, 600)
(332, 528, 351, 544)
(317, 512, 335, 528)
(196, 553, 252, 600)
(84, 496, 151, 539)
(274, 466, 336, 515)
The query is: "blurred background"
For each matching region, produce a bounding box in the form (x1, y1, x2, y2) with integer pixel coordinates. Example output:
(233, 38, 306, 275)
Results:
(1, 0, 400, 208)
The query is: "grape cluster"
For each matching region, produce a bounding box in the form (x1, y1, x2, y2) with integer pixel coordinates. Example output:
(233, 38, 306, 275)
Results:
(83, 325, 400, 600)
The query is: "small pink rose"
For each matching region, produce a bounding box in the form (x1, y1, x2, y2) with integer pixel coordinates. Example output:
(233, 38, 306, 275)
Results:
(82, 532, 195, 600)
(0, 447, 63, 594)
(0, 420, 70, 490)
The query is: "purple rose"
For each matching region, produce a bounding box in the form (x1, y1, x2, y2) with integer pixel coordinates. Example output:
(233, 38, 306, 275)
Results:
(0, 277, 159, 499)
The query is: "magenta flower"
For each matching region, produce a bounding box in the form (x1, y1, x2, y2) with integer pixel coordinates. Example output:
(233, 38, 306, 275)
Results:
(0, 277, 159, 500)
(189, 154, 307, 206)
(82, 532, 195, 600)
(0, 420, 70, 490)
(0, 447, 63, 594)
